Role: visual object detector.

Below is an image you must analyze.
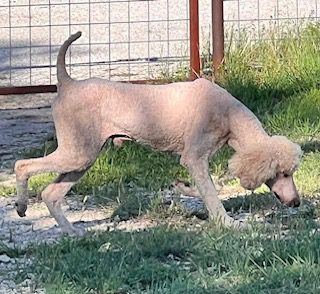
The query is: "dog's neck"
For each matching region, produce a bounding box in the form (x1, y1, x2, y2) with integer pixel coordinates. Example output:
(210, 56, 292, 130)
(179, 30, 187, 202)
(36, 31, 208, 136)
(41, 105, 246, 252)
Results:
(228, 132, 269, 152)
(227, 107, 269, 152)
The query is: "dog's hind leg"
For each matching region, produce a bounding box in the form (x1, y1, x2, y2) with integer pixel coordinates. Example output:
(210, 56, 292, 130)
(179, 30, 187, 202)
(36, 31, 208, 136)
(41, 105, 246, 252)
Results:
(41, 171, 87, 236)
(14, 149, 95, 218)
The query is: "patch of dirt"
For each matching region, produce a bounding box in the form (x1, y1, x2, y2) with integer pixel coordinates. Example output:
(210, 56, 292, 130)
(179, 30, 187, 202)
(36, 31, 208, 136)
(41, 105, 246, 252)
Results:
(0, 194, 158, 294)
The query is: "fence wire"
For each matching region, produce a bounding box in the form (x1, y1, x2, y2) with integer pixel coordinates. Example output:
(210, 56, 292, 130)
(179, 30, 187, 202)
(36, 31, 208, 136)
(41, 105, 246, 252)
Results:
(0, 0, 190, 87)
(223, 0, 320, 43)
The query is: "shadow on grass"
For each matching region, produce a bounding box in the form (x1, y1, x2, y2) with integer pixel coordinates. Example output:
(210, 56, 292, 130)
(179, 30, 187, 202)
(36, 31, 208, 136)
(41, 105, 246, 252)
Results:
(301, 140, 320, 153)
(222, 192, 278, 213)
(24, 215, 320, 294)
(98, 184, 319, 229)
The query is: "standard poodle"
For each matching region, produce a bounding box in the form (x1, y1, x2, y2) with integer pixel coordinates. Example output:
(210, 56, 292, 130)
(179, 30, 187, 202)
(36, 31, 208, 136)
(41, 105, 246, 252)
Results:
(14, 32, 302, 235)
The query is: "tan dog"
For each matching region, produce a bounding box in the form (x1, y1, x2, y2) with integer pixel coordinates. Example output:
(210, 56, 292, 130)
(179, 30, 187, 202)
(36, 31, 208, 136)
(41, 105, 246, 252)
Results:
(15, 32, 302, 235)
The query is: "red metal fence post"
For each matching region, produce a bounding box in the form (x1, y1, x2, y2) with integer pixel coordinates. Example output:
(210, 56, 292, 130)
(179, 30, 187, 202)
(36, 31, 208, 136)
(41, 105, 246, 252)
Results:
(189, 0, 200, 80)
(0, 85, 57, 95)
(212, 0, 224, 77)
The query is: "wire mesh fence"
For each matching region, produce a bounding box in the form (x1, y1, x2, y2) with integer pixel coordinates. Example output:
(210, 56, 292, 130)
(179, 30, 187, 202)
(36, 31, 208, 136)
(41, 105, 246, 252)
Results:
(0, 0, 191, 88)
(223, 0, 320, 43)
(1, 0, 319, 91)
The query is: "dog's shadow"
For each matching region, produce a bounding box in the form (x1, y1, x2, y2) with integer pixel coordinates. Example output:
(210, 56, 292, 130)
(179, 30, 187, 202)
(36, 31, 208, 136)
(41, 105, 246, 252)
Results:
(301, 140, 320, 154)
(169, 190, 319, 226)
(222, 192, 278, 212)
(223, 192, 319, 227)
(104, 187, 320, 228)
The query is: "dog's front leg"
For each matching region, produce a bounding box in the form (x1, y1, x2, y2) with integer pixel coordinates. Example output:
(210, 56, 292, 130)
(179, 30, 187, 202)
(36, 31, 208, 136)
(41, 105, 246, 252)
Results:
(180, 154, 246, 229)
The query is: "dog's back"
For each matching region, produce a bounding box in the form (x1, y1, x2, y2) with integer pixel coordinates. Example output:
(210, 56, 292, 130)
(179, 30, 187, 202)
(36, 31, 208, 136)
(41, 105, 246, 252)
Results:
(54, 32, 237, 152)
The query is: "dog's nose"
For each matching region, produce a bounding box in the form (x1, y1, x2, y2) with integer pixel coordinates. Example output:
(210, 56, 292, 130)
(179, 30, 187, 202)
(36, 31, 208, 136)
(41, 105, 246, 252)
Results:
(293, 198, 301, 207)
(286, 198, 300, 208)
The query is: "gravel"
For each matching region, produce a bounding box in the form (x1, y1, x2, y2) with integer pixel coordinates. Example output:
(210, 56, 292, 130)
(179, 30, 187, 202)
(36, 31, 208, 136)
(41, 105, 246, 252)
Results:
(0, 191, 158, 294)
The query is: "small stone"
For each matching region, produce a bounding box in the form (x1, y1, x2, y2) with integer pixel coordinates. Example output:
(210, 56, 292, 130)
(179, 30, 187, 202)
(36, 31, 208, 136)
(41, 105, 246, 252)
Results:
(0, 254, 11, 263)
(19, 278, 31, 287)
(18, 219, 33, 226)
(98, 242, 111, 253)
(113, 215, 121, 223)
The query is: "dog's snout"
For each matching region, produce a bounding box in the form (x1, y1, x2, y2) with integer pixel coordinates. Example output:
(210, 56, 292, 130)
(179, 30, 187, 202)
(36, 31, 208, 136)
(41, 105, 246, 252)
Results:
(285, 198, 301, 208)
(292, 198, 300, 207)
(293, 199, 300, 207)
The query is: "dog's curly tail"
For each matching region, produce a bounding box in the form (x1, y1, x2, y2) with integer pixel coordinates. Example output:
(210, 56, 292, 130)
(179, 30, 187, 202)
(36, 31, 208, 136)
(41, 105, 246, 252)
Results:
(57, 31, 82, 85)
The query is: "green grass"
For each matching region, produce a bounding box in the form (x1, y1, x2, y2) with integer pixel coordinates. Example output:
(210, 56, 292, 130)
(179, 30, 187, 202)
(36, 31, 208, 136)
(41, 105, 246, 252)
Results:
(74, 142, 234, 195)
(0, 185, 15, 196)
(19, 219, 320, 294)
(219, 24, 320, 115)
(2, 24, 320, 293)
(265, 89, 320, 139)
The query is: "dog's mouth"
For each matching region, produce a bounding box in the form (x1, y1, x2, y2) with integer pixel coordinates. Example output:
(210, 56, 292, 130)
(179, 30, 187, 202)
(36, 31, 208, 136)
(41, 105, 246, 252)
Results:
(272, 192, 301, 207)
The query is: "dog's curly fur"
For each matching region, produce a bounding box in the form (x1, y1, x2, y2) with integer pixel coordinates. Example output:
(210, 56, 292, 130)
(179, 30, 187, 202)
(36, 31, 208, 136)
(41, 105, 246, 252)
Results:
(228, 135, 302, 190)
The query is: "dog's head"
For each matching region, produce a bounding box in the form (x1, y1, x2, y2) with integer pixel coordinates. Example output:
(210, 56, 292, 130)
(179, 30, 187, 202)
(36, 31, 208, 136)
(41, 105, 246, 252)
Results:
(228, 136, 303, 207)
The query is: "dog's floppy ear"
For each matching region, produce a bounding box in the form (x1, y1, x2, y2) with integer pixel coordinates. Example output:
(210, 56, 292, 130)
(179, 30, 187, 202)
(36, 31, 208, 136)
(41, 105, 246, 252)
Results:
(228, 146, 278, 190)
(270, 135, 303, 174)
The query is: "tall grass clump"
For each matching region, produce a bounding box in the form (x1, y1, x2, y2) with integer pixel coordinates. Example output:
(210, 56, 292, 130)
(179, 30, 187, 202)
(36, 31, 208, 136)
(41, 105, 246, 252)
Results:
(218, 24, 320, 116)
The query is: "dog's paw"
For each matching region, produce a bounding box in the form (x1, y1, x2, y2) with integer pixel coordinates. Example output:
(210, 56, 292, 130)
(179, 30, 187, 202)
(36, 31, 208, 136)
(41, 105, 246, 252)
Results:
(15, 200, 27, 217)
(173, 180, 201, 197)
(214, 214, 250, 231)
